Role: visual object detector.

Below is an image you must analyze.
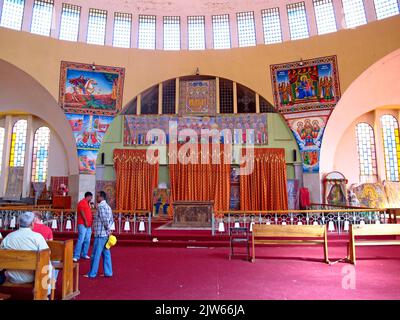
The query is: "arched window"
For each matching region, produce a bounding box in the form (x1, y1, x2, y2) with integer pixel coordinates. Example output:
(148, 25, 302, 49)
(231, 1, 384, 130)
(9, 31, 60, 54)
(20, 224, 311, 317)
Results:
(355, 123, 377, 182)
(31, 126, 50, 182)
(380, 115, 400, 181)
(9, 119, 27, 167)
(0, 127, 5, 174)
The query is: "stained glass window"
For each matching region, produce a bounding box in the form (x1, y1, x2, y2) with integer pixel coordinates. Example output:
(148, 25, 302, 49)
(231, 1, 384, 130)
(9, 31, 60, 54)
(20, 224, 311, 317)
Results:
(188, 16, 206, 50)
(355, 123, 377, 182)
(113, 12, 132, 48)
(162, 79, 176, 114)
(0, 0, 25, 30)
(9, 119, 27, 167)
(87, 8, 107, 45)
(313, 0, 337, 34)
(138, 15, 156, 49)
(380, 115, 400, 181)
(163, 16, 180, 50)
(212, 14, 231, 49)
(31, 126, 50, 182)
(261, 8, 283, 44)
(373, 0, 399, 20)
(59, 3, 81, 41)
(0, 127, 5, 174)
(236, 11, 256, 47)
(342, 0, 367, 28)
(287, 2, 309, 40)
(30, 0, 54, 36)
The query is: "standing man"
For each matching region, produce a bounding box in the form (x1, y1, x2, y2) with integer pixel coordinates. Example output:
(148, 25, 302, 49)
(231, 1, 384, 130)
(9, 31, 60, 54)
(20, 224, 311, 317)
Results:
(85, 191, 113, 278)
(73, 191, 93, 262)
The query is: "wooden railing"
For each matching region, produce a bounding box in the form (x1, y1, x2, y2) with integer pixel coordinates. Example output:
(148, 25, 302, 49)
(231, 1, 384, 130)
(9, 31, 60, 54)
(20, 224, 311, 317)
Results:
(212, 208, 392, 236)
(0, 207, 152, 235)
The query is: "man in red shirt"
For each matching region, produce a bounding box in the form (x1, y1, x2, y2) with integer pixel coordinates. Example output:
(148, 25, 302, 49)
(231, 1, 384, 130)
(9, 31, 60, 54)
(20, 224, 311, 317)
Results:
(32, 212, 53, 240)
(73, 192, 94, 262)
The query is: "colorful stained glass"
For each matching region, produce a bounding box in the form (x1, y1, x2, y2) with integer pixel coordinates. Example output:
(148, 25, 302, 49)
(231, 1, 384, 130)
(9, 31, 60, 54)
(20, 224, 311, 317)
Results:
(0, 127, 5, 174)
(355, 123, 377, 182)
(31, 126, 50, 182)
(9, 119, 27, 167)
(380, 115, 400, 181)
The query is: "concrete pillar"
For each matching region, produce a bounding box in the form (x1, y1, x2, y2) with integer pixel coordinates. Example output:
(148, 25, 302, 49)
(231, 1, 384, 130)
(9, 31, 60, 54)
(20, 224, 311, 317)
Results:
(22, 115, 33, 198)
(332, 0, 346, 30)
(105, 10, 115, 46)
(229, 12, 238, 48)
(131, 14, 138, 48)
(181, 16, 188, 49)
(294, 163, 304, 188)
(364, 0, 378, 22)
(156, 15, 163, 50)
(303, 173, 322, 203)
(233, 82, 238, 114)
(279, 4, 291, 41)
(78, 5, 89, 42)
(50, 0, 62, 38)
(0, 116, 13, 197)
(305, 0, 318, 37)
(21, 0, 34, 32)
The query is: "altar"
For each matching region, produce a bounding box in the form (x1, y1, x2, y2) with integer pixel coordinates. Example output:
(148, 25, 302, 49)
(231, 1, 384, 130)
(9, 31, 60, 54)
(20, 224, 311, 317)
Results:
(172, 201, 213, 228)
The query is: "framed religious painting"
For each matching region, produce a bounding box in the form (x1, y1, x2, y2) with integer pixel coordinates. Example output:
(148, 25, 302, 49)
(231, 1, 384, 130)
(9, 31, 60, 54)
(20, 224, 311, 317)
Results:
(270, 56, 341, 114)
(59, 61, 125, 116)
(179, 79, 216, 116)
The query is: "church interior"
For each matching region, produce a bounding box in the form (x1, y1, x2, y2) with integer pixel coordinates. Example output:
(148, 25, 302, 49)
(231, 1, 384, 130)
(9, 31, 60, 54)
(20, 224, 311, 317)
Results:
(0, 0, 400, 301)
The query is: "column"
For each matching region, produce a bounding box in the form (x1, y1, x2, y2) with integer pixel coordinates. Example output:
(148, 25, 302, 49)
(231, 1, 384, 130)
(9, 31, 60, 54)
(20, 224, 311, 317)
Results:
(305, 0, 318, 37)
(21, 0, 34, 32)
(181, 16, 188, 49)
(303, 173, 322, 203)
(255, 93, 260, 113)
(158, 83, 163, 115)
(156, 15, 163, 50)
(50, 0, 62, 38)
(294, 163, 304, 188)
(254, 9, 264, 45)
(229, 12, 238, 48)
(0, 116, 13, 198)
(137, 93, 142, 115)
(22, 115, 34, 198)
(364, 0, 378, 23)
(279, 4, 291, 41)
(233, 82, 238, 114)
(175, 77, 180, 114)
(78, 5, 89, 42)
(131, 14, 138, 48)
(332, 0, 345, 30)
(374, 110, 386, 182)
(205, 15, 213, 49)
(216, 77, 220, 113)
(105, 10, 115, 46)
(0, 0, 4, 23)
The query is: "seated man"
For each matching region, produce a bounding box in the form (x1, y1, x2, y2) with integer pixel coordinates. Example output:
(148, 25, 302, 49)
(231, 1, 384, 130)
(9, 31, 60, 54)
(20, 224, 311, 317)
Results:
(32, 211, 53, 241)
(0, 211, 56, 296)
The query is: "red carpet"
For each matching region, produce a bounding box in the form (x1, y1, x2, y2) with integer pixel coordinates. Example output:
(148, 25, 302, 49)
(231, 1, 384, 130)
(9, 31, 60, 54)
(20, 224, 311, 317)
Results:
(71, 245, 400, 300)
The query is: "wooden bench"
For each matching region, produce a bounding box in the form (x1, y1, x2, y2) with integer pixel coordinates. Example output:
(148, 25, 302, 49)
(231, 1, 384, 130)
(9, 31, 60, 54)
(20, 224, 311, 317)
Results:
(47, 240, 80, 300)
(0, 249, 51, 300)
(347, 224, 400, 265)
(252, 224, 329, 264)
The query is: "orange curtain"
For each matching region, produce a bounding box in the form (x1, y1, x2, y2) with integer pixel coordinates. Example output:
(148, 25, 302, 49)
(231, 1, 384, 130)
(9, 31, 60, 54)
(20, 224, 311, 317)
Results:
(169, 144, 230, 215)
(240, 148, 288, 211)
(114, 149, 159, 211)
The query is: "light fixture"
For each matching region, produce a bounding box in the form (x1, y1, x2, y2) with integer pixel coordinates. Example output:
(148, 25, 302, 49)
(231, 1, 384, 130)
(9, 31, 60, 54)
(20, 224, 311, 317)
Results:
(299, 58, 304, 66)
(92, 62, 96, 70)
(195, 67, 200, 75)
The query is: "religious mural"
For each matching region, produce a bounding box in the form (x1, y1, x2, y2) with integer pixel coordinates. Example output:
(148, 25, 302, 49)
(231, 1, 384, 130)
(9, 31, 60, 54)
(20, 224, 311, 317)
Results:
(123, 114, 268, 146)
(59, 61, 124, 175)
(287, 179, 300, 210)
(179, 80, 216, 116)
(286, 111, 329, 172)
(270, 56, 340, 114)
(66, 113, 113, 149)
(59, 61, 125, 116)
(350, 183, 389, 209)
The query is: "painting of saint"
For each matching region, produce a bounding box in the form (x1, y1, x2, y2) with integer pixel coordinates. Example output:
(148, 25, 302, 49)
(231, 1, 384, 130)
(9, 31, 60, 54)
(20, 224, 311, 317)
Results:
(77, 149, 98, 175)
(59, 61, 125, 116)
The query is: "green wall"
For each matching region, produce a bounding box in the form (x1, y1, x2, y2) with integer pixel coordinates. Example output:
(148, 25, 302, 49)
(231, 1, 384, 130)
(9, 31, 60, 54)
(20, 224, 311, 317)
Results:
(98, 113, 300, 182)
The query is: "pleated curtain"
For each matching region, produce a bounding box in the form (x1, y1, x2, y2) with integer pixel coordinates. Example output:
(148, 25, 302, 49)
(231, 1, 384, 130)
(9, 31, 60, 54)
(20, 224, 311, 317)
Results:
(240, 148, 288, 211)
(114, 149, 159, 211)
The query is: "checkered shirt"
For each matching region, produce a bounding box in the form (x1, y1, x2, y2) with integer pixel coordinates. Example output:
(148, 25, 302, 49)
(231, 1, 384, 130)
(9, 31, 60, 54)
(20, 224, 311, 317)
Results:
(92, 200, 113, 237)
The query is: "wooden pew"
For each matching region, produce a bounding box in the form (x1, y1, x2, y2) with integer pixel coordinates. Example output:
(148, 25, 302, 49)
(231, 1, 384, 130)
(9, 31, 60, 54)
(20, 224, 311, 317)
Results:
(251, 224, 329, 263)
(0, 249, 51, 300)
(47, 240, 80, 300)
(347, 224, 400, 265)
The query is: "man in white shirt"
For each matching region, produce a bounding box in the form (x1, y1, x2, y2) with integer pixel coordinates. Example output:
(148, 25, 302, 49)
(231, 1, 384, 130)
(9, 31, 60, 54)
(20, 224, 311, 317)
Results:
(0, 211, 54, 293)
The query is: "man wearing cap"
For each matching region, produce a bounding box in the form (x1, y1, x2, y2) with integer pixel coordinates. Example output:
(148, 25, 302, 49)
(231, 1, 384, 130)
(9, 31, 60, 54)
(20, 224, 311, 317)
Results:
(85, 191, 114, 278)
(0, 211, 56, 295)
